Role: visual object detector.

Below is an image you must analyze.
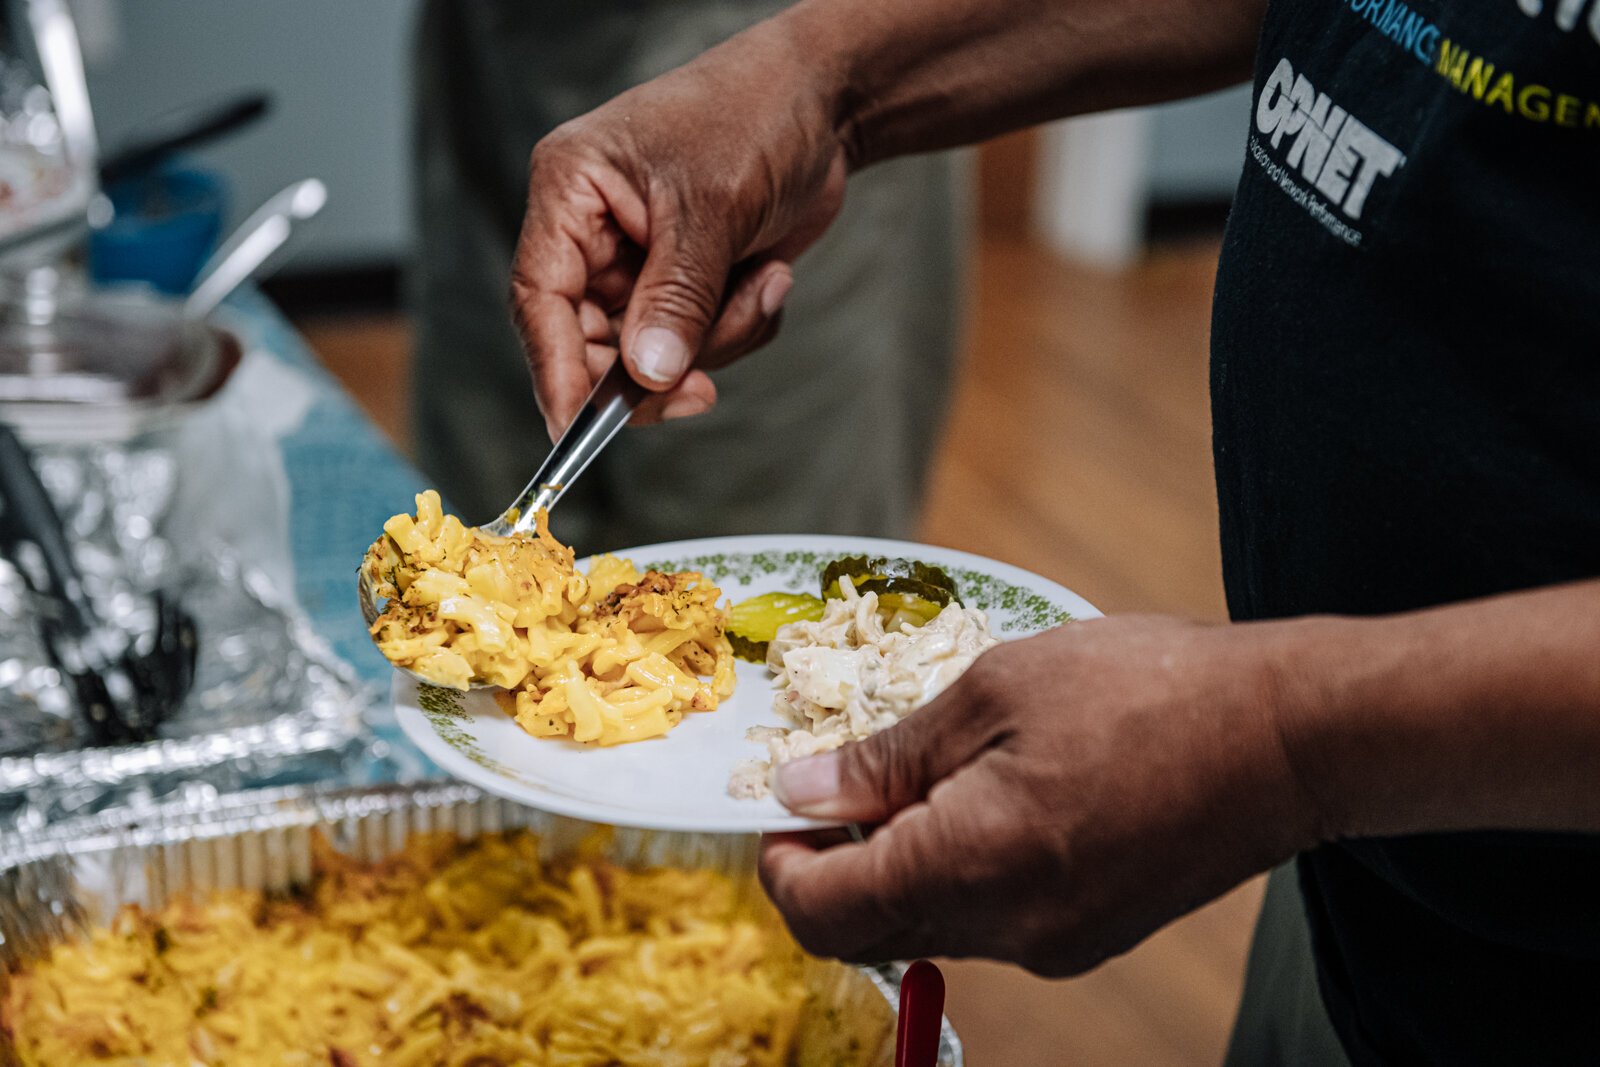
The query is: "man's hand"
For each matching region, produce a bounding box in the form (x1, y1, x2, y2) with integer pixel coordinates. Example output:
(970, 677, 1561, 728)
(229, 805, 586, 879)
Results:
(759, 616, 1323, 976)
(510, 23, 847, 440)
(761, 579, 1600, 974)
(508, 0, 1270, 441)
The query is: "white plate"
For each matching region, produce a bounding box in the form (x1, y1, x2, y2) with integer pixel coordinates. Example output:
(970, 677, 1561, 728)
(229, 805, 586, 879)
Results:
(394, 535, 1101, 833)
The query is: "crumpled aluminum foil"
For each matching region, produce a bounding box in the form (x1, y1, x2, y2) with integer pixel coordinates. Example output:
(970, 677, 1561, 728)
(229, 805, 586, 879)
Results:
(0, 438, 179, 756)
(0, 430, 371, 831)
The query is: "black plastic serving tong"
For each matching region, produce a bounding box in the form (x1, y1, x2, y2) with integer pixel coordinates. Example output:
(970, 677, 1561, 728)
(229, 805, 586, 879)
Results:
(0, 422, 197, 745)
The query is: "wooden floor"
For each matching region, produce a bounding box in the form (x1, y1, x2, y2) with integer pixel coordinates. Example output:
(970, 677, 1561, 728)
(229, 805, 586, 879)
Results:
(299, 232, 1264, 1066)
(917, 235, 1264, 1066)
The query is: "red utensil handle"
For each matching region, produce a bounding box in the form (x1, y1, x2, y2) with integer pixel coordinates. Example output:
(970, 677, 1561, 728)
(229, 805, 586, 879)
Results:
(897, 959, 946, 1067)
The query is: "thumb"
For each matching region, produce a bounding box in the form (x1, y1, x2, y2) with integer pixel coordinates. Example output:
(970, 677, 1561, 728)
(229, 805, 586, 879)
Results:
(621, 218, 732, 390)
(773, 684, 1000, 822)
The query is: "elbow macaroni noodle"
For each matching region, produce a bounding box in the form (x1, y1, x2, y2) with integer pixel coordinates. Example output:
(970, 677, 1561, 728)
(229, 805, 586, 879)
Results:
(365, 491, 735, 746)
(0, 830, 809, 1065)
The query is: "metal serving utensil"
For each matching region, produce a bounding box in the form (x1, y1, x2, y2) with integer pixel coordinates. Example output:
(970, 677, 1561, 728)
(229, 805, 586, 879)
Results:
(358, 357, 648, 688)
(99, 92, 270, 187)
(896, 960, 947, 1067)
(185, 178, 327, 322)
(0, 422, 198, 744)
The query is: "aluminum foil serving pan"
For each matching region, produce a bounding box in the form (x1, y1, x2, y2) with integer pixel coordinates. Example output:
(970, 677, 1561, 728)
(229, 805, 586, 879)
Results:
(0, 781, 962, 1066)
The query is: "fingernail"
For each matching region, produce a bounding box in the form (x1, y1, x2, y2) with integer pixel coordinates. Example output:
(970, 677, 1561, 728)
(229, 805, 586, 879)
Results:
(774, 752, 839, 814)
(758, 269, 793, 318)
(631, 327, 691, 384)
(660, 394, 711, 420)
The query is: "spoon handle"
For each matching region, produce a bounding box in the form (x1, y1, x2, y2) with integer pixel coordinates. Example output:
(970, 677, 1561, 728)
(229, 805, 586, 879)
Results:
(28, 0, 98, 173)
(896, 960, 946, 1067)
(184, 178, 327, 321)
(498, 358, 650, 534)
(0, 422, 91, 630)
(100, 93, 270, 186)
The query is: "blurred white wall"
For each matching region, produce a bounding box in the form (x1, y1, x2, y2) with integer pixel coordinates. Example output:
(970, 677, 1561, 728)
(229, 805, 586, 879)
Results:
(1037, 86, 1252, 267)
(70, 2, 1249, 274)
(78, 0, 418, 270)
(1148, 85, 1253, 201)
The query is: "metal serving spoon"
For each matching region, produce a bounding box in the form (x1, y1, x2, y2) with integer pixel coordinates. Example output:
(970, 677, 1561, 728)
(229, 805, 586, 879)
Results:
(185, 178, 327, 322)
(358, 357, 648, 687)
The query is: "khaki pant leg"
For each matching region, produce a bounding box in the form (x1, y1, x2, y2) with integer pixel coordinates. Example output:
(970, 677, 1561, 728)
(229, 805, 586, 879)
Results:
(410, 0, 968, 547)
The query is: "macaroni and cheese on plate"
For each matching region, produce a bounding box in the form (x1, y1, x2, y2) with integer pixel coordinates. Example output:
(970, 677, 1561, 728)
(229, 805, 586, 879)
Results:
(366, 491, 734, 746)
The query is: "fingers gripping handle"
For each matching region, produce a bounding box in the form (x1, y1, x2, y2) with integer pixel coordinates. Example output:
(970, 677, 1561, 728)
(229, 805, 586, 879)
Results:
(498, 358, 650, 533)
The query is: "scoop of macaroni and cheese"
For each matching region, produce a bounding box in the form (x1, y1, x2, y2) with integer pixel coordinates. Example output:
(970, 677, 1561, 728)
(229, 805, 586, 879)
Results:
(365, 491, 735, 746)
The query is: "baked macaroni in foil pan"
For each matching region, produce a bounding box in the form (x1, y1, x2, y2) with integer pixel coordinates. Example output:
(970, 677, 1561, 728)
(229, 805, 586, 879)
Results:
(0, 781, 962, 1066)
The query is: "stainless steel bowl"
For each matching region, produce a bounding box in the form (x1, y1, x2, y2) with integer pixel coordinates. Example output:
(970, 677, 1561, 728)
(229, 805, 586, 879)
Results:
(0, 781, 963, 1066)
(0, 272, 239, 445)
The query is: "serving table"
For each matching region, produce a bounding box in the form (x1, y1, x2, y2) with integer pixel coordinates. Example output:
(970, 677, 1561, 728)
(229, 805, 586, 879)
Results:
(221, 289, 435, 782)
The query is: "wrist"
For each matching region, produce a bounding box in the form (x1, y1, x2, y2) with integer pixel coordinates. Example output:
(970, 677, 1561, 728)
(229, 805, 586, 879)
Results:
(1255, 614, 1377, 844)
(1258, 611, 1470, 843)
(761, 2, 868, 167)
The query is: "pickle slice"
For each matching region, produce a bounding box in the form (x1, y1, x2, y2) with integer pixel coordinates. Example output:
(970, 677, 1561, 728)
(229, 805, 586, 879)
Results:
(818, 554, 960, 628)
(727, 591, 826, 662)
(874, 591, 948, 626)
(819, 555, 959, 608)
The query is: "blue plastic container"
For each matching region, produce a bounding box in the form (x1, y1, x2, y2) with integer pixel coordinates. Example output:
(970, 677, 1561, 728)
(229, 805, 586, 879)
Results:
(89, 163, 227, 295)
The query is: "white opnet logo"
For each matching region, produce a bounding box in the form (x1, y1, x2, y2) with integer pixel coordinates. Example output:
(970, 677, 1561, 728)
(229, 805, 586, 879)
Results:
(1254, 57, 1407, 222)
(1516, 0, 1600, 41)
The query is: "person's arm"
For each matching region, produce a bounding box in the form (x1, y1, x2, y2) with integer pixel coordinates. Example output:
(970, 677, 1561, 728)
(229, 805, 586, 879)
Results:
(758, 580, 1600, 974)
(510, 0, 1266, 438)
(1274, 580, 1600, 838)
(788, 0, 1264, 166)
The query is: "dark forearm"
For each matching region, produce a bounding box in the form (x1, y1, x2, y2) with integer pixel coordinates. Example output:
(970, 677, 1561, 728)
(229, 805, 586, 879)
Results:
(768, 0, 1267, 166)
(1271, 580, 1600, 841)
